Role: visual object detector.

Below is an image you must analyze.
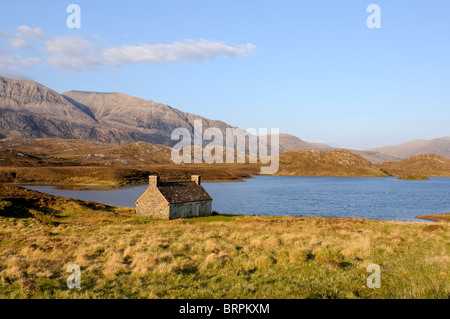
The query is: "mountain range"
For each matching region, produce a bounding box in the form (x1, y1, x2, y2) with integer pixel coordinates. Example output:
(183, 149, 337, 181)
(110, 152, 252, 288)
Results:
(0, 75, 328, 152)
(0, 75, 448, 161)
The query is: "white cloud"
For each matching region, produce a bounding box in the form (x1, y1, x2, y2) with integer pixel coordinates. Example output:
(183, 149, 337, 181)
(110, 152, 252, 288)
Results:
(43, 37, 257, 71)
(0, 47, 40, 78)
(0, 48, 39, 69)
(17, 25, 45, 39)
(9, 37, 31, 49)
(0, 25, 46, 50)
(45, 36, 102, 70)
(1, 25, 257, 74)
(103, 39, 257, 65)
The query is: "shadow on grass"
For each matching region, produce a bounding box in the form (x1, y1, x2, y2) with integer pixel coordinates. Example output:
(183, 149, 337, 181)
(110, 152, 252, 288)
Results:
(0, 200, 32, 218)
(185, 213, 241, 223)
(78, 201, 115, 213)
(0, 198, 59, 225)
(174, 265, 199, 275)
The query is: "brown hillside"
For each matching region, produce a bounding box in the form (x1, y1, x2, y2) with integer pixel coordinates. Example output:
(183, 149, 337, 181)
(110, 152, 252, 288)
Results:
(0, 148, 75, 167)
(276, 149, 387, 177)
(0, 138, 173, 167)
(0, 139, 260, 186)
(377, 153, 450, 177)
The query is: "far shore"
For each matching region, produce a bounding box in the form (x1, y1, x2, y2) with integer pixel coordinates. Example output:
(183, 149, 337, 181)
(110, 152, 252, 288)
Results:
(8, 173, 446, 192)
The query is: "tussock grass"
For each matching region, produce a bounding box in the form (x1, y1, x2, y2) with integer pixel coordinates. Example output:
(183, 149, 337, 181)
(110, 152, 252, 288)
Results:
(0, 186, 449, 299)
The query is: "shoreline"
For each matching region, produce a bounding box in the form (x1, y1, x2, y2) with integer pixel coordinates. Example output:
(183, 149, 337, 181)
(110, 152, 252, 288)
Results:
(8, 184, 449, 224)
(416, 213, 450, 223)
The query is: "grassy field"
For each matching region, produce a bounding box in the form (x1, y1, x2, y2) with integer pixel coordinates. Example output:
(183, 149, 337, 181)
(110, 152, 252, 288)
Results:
(0, 185, 448, 299)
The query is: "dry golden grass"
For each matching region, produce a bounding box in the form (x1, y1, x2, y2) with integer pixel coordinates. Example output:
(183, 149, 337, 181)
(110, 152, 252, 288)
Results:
(0, 214, 449, 298)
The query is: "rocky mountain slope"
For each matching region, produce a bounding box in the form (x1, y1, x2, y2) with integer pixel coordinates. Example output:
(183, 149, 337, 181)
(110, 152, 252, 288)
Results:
(62, 90, 233, 147)
(0, 76, 123, 142)
(0, 77, 96, 124)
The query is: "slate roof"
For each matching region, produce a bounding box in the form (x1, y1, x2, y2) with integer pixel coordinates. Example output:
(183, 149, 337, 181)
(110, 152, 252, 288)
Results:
(157, 181, 212, 204)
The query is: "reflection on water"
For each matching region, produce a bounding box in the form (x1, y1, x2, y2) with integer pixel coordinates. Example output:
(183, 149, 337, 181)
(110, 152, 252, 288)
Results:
(23, 176, 450, 222)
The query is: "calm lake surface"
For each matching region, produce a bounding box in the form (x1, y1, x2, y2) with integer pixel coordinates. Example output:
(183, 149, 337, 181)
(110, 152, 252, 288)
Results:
(23, 176, 450, 222)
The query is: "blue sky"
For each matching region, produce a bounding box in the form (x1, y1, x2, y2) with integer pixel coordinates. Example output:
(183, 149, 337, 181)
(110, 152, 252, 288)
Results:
(0, 0, 449, 149)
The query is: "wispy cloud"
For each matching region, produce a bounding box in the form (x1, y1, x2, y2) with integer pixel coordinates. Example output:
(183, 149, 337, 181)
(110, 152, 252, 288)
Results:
(16, 25, 45, 40)
(103, 40, 258, 66)
(45, 36, 102, 70)
(0, 25, 46, 50)
(0, 47, 40, 78)
(0, 25, 257, 75)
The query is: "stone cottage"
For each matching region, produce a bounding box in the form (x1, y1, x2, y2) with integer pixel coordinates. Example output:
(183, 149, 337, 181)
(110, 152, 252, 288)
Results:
(135, 175, 213, 219)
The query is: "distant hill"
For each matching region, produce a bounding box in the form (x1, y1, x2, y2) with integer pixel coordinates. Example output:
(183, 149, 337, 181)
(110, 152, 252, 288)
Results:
(0, 146, 70, 167)
(367, 137, 450, 159)
(377, 153, 450, 177)
(351, 150, 402, 164)
(0, 138, 261, 185)
(0, 138, 173, 167)
(276, 149, 387, 177)
(269, 134, 334, 153)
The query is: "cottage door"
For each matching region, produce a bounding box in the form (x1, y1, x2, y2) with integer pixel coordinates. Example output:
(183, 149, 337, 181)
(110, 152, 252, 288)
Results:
(194, 202, 200, 217)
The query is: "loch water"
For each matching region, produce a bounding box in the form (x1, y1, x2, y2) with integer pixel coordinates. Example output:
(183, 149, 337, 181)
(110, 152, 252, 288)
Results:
(23, 176, 450, 222)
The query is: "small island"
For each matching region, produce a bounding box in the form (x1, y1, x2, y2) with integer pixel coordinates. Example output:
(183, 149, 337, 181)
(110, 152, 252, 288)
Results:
(397, 174, 430, 180)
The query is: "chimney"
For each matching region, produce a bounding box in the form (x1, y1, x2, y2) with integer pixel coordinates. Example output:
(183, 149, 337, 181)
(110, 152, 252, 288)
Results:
(149, 175, 159, 187)
(191, 175, 201, 185)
